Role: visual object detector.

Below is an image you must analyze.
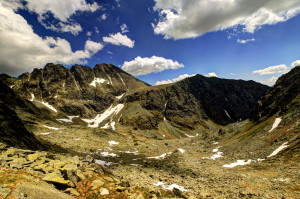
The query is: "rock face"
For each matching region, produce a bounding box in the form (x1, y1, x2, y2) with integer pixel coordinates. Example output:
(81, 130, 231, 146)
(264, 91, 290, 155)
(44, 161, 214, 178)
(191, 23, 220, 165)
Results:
(0, 80, 46, 150)
(2, 63, 149, 118)
(251, 66, 300, 122)
(1, 63, 269, 135)
(120, 74, 269, 133)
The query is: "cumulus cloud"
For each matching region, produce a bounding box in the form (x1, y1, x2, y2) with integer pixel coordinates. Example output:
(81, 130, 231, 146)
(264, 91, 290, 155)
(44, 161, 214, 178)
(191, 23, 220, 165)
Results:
(103, 32, 135, 48)
(291, 60, 300, 68)
(86, 31, 92, 37)
(39, 20, 83, 35)
(25, 0, 100, 21)
(253, 65, 290, 75)
(152, 0, 300, 39)
(206, 72, 218, 77)
(121, 56, 184, 76)
(155, 74, 195, 85)
(237, 38, 255, 44)
(8, 0, 101, 35)
(120, 24, 129, 33)
(0, 3, 103, 76)
(260, 76, 279, 86)
(100, 14, 107, 21)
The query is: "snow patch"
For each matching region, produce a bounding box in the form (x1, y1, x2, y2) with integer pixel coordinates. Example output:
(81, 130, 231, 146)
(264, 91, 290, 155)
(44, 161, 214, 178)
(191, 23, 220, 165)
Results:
(224, 110, 232, 120)
(100, 152, 118, 157)
(74, 138, 81, 141)
(107, 75, 113, 85)
(40, 132, 51, 135)
(267, 142, 289, 158)
(120, 150, 139, 155)
(95, 159, 114, 166)
(90, 78, 107, 87)
(269, 117, 282, 132)
(223, 159, 252, 168)
(43, 125, 60, 130)
(30, 93, 35, 102)
(184, 133, 199, 138)
(129, 164, 142, 167)
(153, 182, 188, 192)
(178, 148, 185, 153)
(213, 141, 219, 145)
(108, 141, 119, 146)
(116, 93, 125, 99)
(202, 147, 223, 160)
(38, 100, 57, 112)
(147, 152, 172, 159)
(57, 116, 79, 123)
(82, 104, 124, 128)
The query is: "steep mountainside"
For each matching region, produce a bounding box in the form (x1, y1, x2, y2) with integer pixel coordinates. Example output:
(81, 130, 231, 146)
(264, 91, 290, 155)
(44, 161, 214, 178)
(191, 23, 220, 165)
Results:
(0, 80, 46, 150)
(222, 66, 300, 164)
(251, 66, 300, 122)
(1, 63, 149, 118)
(118, 75, 269, 136)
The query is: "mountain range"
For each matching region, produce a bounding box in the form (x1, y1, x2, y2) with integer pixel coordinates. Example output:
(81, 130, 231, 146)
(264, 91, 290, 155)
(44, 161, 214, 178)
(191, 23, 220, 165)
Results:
(0, 63, 299, 198)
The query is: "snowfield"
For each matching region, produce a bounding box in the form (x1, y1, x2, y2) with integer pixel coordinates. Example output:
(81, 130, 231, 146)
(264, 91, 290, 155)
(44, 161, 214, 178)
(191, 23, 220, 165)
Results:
(82, 104, 124, 128)
(269, 117, 282, 132)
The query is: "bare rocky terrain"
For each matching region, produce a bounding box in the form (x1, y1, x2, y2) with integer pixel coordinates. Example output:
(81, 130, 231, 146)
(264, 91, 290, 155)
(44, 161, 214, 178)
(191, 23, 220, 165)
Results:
(0, 65, 299, 198)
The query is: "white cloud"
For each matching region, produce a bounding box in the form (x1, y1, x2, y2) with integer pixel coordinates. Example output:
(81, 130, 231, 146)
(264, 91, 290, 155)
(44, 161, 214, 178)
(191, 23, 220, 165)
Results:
(260, 76, 279, 86)
(95, 27, 100, 34)
(8, 0, 101, 35)
(121, 56, 184, 76)
(103, 32, 135, 48)
(152, 0, 300, 39)
(84, 40, 104, 55)
(120, 24, 129, 33)
(155, 74, 195, 85)
(100, 14, 107, 21)
(0, 3, 103, 76)
(25, 0, 100, 21)
(253, 65, 289, 75)
(206, 72, 218, 77)
(39, 20, 83, 35)
(86, 31, 92, 37)
(291, 60, 300, 68)
(237, 38, 255, 44)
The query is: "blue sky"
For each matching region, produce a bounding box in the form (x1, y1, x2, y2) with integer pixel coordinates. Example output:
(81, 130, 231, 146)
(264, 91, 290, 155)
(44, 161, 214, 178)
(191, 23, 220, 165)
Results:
(1, 0, 300, 86)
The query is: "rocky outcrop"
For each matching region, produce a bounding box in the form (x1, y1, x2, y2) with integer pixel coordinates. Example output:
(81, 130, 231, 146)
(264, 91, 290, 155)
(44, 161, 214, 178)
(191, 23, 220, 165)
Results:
(251, 66, 300, 122)
(0, 80, 46, 150)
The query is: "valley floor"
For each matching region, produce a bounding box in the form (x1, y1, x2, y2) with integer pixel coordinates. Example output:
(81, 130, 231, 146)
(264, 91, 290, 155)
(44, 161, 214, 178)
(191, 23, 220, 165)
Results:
(10, 121, 298, 199)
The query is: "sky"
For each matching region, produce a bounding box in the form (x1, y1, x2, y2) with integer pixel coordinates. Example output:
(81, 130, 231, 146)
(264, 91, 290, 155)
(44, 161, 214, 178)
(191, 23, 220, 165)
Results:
(1, 0, 300, 86)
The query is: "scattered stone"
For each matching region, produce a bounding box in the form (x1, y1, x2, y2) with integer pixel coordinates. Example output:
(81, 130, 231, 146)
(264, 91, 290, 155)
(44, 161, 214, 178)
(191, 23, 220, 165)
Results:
(12, 181, 73, 199)
(65, 188, 80, 196)
(0, 187, 11, 198)
(91, 179, 104, 189)
(27, 153, 39, 161)
(43, 172, 75, 187)
(173, 188, 188, 199)
(136, 194, 145, 199)
(100, 188, 109, 195)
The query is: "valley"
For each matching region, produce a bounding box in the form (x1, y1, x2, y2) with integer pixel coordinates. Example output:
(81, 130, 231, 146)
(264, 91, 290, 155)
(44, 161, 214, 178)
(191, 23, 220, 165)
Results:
(0, 64, 299, 198)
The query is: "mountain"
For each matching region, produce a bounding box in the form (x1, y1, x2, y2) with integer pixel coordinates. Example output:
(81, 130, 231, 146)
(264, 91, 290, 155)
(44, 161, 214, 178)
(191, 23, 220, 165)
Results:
(117, 74, 269, 137)
(223, 66, 300, 162)
(251, 66, 300, 123)
(1, 64, 269, 138)
(1, 63, 149, 118)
